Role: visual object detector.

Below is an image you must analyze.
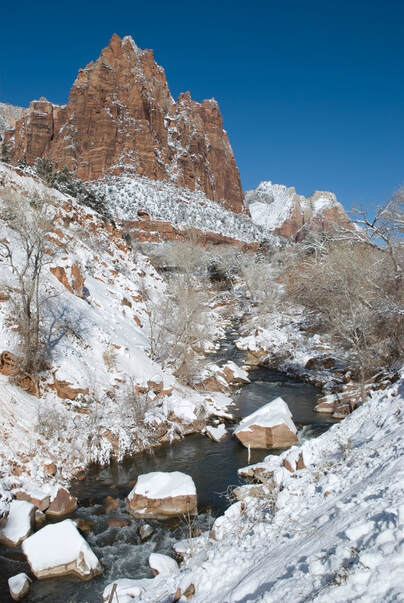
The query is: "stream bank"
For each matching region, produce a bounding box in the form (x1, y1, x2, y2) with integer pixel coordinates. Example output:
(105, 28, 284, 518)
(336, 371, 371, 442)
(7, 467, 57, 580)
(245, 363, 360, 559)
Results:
(0, 329, 339, 602)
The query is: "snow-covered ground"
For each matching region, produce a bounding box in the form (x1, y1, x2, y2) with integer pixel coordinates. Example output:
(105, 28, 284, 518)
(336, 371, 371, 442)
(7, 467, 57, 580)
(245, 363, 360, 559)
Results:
(90, 174, 280, 244)
(0, 164, 234, 498)
(105, 372, 404, 601)
(236, 304, 347, 390)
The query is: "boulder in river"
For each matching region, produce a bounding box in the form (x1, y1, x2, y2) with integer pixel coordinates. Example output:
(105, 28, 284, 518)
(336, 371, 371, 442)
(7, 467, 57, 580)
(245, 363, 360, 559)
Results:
(45, 487, 77, 518)
(0, 500, 35, 547)
(138, 523, 154, 541)
(126, 471, 197, 520)
(22, 519, 103, 580)
(234, 397, 298, 449)
(8, 573, 31, 601)
(205, 423, 228, 442)
(15, 487, 50, 511)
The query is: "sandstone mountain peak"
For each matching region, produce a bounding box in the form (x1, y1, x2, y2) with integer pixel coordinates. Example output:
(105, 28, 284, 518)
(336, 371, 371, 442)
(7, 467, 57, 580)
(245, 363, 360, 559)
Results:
(4, 34, 245, 213)
(246, 180, 351, 240)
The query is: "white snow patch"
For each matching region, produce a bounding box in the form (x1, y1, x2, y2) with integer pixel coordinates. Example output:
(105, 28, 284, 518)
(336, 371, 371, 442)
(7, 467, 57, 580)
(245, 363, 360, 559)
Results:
(149, 552, 178, 575)
(22, 519, 101, 576)
(129, 471, 196, 499)
(0, 500, 34, 546)
(234, 396, 297, 434)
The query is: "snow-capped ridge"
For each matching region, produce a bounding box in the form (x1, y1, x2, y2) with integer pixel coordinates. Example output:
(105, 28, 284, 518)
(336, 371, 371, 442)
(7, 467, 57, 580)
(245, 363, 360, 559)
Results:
(245, 180, 349, 237)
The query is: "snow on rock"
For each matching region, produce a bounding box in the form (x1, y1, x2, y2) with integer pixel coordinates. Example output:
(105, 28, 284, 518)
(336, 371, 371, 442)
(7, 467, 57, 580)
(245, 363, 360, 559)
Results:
(138, 523, 154, 541)
(45, 487, 77, 518)
(221, 360, 250, 384)
(245, 180, 349, 239)
(8, 573, 31, 601)
(234, 397, 298, 449)
(22, 519, 102, 580)
(15, 487, 50, 511)
(246, 181, 299, 231)
(133, 471, 196, 498)
(149, 552, 178, 575)
(0, 500, 35, 547)
(127, 471, 197, 519)
(205, 423, 228, 442)
(210, 501, 244, 541)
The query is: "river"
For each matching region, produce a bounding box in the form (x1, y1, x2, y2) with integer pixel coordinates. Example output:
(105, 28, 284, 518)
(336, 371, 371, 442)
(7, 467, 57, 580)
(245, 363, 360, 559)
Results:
(0, 331, 339, 602)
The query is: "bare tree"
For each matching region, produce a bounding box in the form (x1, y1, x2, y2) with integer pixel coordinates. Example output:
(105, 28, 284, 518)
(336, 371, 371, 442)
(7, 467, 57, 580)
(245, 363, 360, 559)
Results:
(349, 193, 404, 282)
(0, 191, 57, 374)
(141, 270, 214, 385)
(284, 237, 403, 402)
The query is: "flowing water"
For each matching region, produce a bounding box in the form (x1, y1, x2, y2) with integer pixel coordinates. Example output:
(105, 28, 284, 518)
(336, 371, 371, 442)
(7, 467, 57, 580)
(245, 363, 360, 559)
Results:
(0, 330, 339, 602)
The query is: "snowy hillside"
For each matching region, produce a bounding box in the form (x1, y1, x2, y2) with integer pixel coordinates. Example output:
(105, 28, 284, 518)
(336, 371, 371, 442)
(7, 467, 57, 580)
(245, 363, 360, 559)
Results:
(90, 174, 280, 244)
(0, 164, 234, 490)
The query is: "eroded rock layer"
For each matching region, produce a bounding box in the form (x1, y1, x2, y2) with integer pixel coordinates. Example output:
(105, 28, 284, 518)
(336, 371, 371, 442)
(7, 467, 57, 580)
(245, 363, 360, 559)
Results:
(5, 35, 244, 213)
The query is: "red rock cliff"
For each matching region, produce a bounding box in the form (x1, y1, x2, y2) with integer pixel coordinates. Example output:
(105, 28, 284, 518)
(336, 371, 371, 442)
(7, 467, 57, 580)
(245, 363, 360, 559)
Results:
(6, 34, 244, 213)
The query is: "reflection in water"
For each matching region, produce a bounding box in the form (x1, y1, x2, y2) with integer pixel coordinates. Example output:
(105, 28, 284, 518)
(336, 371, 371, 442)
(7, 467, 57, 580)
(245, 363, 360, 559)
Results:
(0, 341, 338, 602)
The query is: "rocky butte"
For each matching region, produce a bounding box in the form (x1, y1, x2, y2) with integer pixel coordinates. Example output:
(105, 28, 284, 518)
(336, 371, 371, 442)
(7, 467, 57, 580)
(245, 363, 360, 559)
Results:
(4, 34, 245, 214)
(245, 181, 352, 241)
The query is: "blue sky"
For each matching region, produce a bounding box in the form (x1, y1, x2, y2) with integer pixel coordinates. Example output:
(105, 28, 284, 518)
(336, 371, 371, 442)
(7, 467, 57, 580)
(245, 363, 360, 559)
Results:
(1, 0, 403, 212)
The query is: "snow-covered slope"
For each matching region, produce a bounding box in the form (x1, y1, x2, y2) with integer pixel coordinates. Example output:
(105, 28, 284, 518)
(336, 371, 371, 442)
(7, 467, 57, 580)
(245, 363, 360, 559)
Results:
(90, 174, 280, 244)
(0, 164, 234, 492)
(105, 373, 404, 601)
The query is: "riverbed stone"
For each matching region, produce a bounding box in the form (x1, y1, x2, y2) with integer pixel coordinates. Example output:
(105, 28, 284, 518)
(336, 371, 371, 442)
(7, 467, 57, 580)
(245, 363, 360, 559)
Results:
(138, 523, 154, 541)
(22, 519, 103, 580)
(234, 397, 298, 449)
(34, 509, 47, 529)
(104, 495, 119, 513)
(8, 573, 31, 600)
(15, 488, 50, 511)
(108, 518, 129, 529)
(126, 471, 197, 520)
(46, 487, 77, 518)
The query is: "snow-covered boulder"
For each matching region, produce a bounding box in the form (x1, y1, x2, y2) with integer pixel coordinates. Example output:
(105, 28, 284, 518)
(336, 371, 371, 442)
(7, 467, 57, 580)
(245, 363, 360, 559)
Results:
(8, 573, 31, 601)
(0, 500, 35, 547)
(15, 487, 50, 511)
(205, 423, 228, 442)
(126, 471, 197, 519)
(234, 397, 297, 449)
(221, 361, 250, 384)
(22, 519, 102, 580)
(149, 552, 178, 576)
(45, 487, 77, 518)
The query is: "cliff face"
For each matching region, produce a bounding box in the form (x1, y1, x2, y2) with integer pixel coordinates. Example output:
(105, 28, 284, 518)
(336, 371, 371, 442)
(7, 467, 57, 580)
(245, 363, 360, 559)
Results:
(245, 182, 352, 240)
(0, 103, 28, 141)
(5, 35, 245, 213)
